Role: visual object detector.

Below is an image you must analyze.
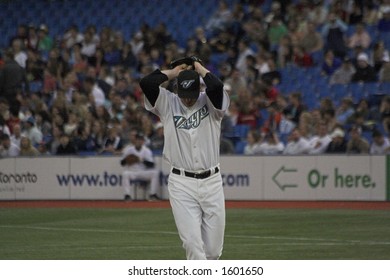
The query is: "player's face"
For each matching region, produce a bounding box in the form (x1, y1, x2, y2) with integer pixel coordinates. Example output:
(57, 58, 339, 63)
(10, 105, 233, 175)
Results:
(180, 97, 197, 107)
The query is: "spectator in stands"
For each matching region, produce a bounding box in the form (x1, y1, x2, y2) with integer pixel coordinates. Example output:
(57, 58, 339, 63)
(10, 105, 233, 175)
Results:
(308, 122, 332, 154)
(257, 131, 284, 155)
(223, 68, 247, 99)
(379, 55, 390, 82)
(47, 124, 62, 154)
(63, 25, 84, 50)
(0, 50, 25, 113)
(293, 46, 313, 68)
(149, 122, 164, 152)
(378, 7, 390, 32)
(236, 99, 259, 129)
(88, 120, 105, 152)
(329, 57, 356, 84)
(19, 135, 40, 156)
(22, 116, 43, 147)
(81, 30, 97, 59)
(349, 99, 375, 128)
(364, 3, 380, 25)
(100, 126, 123, 155)
(37, 24, 53, 53)
(235, 39, 255, 75)
(299, 111, 315, 138)
(56, 133, 77, 155)
(283, 127, 310, 155)
(351, 52, 377, 83)
(348, 1, 364, 25)
(205, 0, 232, 34)
(243, 129, 262, 155)
(83, 76, 105, 107)
(335, 97, 355, 125)
(0, 114, 11, 137)
(262, 101, 282, 134)
(300, 21, 324, 54)
(326, 127, 347, 154)
(268, 15, 288, 52)
(347, 23, 372, 50)
(380, 96, 390, 134)
(370, 129, 390, 154)
(10, 123, 22, 148)
(321, 49, 342, 76)
(25, 47, 45, 82)
(284, 92, 306, 125)
(346, 126, 370, 154)
(0, 133, 20, 157)
(35, 110, 52, 138)
(12, 38, 28, 68)
(322, 12, 348, 58)
(277, 34, 293, 68)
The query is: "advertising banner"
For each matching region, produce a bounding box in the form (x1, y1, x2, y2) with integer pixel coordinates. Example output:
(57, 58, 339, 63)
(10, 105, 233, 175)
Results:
(0, 155, 387, 201)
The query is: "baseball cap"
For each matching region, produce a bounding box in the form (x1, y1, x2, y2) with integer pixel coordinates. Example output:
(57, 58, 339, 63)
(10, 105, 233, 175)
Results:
(177, 70, 200, 99)
(26, 116, 35, 125)
(357, 53, 369, 63)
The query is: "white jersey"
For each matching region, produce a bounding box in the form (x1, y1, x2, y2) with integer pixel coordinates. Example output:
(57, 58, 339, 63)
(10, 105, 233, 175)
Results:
(121, 144, 154, 171)
(145, 87, 229, 171)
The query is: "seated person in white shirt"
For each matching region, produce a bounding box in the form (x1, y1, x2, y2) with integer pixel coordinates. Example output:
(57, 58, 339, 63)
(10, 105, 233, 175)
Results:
(370, 130, 390, 154)
(257, 131, 285, 155)
(283, 128, 310, 155)
(308, 122, 332, 154)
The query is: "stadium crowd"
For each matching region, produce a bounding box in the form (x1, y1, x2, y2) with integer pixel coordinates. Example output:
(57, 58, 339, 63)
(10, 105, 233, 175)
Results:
(1, 0, 390, 158)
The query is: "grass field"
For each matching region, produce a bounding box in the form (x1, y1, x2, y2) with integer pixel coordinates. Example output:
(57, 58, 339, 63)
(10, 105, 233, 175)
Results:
(1, 204, 390, 260)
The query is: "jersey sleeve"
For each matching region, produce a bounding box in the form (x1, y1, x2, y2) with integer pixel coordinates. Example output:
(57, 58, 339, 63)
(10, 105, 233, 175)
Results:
(139, 69, 168, 107)
(144, 87, 173, 120)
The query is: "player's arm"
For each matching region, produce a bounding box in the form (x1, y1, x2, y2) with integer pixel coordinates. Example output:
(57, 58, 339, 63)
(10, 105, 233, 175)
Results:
(139, 70, 168, 107)
(140, 65, 189, 106)
(194, 61, 224, 109)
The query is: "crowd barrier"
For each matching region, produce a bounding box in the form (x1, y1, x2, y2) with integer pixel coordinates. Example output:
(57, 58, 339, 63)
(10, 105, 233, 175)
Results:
(0, 155, 388, 201)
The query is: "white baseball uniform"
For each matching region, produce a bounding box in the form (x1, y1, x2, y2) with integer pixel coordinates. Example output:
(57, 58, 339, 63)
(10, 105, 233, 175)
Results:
(143, 71, 229, 260)
(121, 144, 160, 199)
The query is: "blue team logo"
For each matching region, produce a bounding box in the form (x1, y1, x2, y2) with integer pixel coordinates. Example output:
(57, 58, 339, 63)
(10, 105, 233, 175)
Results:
(174, 105, 209, 130)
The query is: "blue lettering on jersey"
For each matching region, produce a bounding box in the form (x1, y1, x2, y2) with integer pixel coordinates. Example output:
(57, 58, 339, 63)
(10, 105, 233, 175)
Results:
(174, 105, 209, 130)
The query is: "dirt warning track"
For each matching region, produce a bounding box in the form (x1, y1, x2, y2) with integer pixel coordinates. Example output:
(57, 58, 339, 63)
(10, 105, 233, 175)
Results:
(0, 200, 389, 210)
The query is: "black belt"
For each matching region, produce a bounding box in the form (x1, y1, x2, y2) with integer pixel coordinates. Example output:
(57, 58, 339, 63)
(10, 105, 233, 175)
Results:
(172, 167, 219, 179)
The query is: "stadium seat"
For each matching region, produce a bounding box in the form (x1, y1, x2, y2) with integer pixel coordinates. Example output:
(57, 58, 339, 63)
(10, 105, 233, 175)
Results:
(234, 140, 247, 154)
(330, 84, 349, 100)
(379, 82, 390, 94)
(364, 82, 380, 95)
(349, 83, 367, 103)
(233, 124, 250, 139)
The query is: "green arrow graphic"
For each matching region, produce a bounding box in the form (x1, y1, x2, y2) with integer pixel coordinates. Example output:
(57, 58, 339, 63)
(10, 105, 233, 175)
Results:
(272, 166, 298, 191)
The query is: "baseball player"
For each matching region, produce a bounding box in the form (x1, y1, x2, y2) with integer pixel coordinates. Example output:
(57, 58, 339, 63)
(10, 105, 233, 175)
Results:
(121, 131, 160, 201)
(140, 56, 230, 260)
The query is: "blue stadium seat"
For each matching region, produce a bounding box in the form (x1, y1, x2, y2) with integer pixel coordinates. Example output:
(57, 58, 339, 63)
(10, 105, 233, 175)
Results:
(234, 140, 247, 154)
(233, 124, 250, 139)
(364, 82, 380, 95)
(349, 83, 367, 103)
(330, 84, 349, 100)
(379, 82, 390, 94)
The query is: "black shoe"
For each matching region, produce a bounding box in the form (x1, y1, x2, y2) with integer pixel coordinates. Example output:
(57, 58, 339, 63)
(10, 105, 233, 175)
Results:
(124, 195, 132, 201)
(148, 194, 160, 201)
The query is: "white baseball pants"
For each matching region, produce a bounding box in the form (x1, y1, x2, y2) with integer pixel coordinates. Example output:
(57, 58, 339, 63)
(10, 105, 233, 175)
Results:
(168, 170, 225, 260)
(122, 169, 160, 198)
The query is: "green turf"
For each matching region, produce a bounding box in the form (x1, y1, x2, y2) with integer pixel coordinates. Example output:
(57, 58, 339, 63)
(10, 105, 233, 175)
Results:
(0, 208, 389, 260)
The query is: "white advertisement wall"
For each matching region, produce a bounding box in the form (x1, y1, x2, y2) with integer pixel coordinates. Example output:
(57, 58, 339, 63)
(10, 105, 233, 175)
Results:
(0, 155, 388, 201)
